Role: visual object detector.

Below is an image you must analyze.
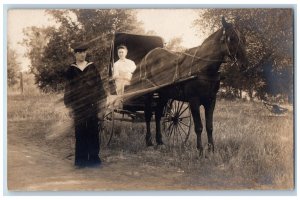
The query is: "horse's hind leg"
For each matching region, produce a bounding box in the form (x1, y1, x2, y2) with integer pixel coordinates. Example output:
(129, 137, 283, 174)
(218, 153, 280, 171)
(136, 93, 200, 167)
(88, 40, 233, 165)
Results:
(144, 95, 154, 146)
(154, 97, 168, 145)
(189, 98, 203, 156)
(204, 98, 216, 153)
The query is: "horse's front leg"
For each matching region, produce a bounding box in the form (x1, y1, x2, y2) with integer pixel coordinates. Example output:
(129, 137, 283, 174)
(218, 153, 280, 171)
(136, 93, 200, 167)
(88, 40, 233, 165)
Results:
(154, 98, 167, 145)
(189, 98, 203, 157)
(144, 95, 153, 146)
(204, 98, 216, 153)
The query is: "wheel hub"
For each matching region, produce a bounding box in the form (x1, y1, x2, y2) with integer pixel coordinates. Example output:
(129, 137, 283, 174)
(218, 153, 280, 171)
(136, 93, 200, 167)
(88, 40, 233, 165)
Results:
(171, 113, 179, 125)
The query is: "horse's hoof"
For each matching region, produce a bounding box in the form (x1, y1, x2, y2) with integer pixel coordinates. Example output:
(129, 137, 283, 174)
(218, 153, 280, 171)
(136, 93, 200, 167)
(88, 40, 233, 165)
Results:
(207, 143, 215, 153)
(205, 144, 214, 159)
(157, 141, 164, 145)
(199, 151, 204, 158)
(146, 146, 155, 151)
(156, 144, 166, 150)
(146, 141, 154, 147)
(205, 151, 213, 159)
(198, 148, 204, 158)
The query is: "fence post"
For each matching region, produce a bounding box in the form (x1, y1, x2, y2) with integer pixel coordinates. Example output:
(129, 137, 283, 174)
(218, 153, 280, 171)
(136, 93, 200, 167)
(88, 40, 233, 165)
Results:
(20, 72, 23, 94)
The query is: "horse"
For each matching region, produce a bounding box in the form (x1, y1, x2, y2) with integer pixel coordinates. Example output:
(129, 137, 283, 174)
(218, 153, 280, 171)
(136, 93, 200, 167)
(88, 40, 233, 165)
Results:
(129, 17, 248, 156)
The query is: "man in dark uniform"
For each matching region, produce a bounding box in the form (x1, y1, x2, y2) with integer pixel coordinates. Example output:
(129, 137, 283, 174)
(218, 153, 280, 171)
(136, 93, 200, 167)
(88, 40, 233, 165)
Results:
(64, 41, 105, 168)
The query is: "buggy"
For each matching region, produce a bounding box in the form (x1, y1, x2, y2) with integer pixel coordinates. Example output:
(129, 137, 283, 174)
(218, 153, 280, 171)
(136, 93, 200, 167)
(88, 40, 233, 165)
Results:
(101, 32, 193, 146)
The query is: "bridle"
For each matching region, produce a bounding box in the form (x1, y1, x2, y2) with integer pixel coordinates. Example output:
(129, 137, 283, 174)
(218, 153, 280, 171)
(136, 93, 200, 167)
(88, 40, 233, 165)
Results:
(223, 26, 242, 66)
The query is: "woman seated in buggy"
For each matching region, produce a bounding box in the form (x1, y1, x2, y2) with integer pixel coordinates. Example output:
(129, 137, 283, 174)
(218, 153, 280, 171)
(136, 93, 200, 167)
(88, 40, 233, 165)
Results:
(113, 45, 137, 95)
(106, 32, 164, 110)
(106, 44, 136, 109)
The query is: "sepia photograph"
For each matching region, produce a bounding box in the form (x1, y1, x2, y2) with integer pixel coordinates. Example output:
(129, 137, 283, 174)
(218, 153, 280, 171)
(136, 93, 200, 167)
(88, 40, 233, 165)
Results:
(6, 6, 294, 192)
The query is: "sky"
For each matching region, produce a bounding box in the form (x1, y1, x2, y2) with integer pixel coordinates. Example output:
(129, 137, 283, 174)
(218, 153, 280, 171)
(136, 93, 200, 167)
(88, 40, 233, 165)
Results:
(136, 9, 202, 48)
(7, 9, 203, 71)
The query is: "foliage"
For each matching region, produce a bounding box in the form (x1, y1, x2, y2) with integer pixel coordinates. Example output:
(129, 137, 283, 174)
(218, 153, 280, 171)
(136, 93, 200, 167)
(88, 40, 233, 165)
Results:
(194, 9, 293, 102)
(23, 9, 144, 92)
(22, 26, 56, 91)
(165, 36, 186, 52)
(7, 45, 21, 86)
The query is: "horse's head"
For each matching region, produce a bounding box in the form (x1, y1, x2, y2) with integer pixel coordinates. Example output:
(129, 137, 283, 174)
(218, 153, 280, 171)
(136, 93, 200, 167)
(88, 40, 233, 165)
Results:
(221, 17, 248, 68)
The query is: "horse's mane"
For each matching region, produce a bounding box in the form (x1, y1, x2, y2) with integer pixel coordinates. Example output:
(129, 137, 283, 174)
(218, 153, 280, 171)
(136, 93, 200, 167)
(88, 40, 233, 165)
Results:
(185, 28, 223, 55)
(202, 28, 223, 43)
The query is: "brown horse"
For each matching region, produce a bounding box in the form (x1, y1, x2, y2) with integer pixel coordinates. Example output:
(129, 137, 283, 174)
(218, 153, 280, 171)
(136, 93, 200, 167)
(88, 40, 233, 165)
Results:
(129, 17, 247, 156)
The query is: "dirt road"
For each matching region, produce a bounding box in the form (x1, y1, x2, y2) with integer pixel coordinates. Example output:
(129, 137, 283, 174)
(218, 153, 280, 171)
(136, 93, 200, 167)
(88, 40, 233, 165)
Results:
(7, 120, 256, 192)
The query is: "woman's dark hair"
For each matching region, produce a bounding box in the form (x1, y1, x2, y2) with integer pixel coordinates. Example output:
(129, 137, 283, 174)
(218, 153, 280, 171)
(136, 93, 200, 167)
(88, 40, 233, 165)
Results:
(117, 45, 128, 51)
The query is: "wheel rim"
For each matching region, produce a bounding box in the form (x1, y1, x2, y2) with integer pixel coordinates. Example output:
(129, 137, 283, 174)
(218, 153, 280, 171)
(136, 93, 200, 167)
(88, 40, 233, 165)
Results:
(100, 110, 114, 147)
(162, 100, 192, 146)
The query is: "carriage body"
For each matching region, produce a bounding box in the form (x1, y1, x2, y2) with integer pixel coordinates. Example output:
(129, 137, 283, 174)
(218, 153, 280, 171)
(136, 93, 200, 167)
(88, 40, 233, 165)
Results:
(108, 32, 165, 111)
(108, 32, 165, 78)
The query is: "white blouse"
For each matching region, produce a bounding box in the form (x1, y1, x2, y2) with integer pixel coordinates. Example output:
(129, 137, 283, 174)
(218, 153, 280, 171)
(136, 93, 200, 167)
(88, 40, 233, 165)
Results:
(113, 58, 136, 81)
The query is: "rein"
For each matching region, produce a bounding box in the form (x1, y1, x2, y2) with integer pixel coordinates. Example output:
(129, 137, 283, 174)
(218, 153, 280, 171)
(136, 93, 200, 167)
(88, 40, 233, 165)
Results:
(180, 49, 225, 63)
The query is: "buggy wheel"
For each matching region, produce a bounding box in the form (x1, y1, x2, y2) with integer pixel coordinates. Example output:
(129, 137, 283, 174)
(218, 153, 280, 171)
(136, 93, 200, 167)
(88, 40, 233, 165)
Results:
(100, 109, 115, 147)
(162, 100, 192, 146)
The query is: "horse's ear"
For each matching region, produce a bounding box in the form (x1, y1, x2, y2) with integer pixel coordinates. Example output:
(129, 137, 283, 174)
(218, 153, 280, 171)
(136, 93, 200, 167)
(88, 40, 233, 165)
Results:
(221, 16, 229, 28)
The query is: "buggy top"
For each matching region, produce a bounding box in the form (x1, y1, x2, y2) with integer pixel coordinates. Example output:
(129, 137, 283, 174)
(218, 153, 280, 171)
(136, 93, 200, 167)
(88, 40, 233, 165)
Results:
(108, 32, 164, 77)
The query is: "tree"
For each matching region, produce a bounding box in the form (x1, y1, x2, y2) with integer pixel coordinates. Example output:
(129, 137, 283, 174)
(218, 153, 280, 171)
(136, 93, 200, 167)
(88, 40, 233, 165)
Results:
(145, 30, 157, 35)
(22, 26, 55, 89)
(7, 45, 21, 86)
(23, 9, 144, 92)
(194, 9, 293, 101)
(165, 37, 186, 52)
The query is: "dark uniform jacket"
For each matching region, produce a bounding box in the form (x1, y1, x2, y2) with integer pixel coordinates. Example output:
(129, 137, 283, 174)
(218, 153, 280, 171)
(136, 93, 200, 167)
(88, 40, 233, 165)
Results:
(64, 62, 105, 121)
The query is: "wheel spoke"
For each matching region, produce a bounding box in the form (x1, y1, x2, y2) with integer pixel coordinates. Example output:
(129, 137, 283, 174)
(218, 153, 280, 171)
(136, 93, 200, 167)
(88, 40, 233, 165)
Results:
(168, 123, 173, 136)
(172, 100, 177, 114)
(170, 101, 174, 112)
(170, 124, 175, 138)
(179, 120, 190, 127)
(178, 122, 188, 137)
(169, 107, 175, 116)
(179, 106, 189, 116)
(175, 124, 184, 143)
(180, 116, 191, 119)
(175, 101, 180, 113)
(175, 125, 179, 144)
(172, 125, 176, 145)
(178, 124, 184, 143)
(174, 101, 179, 113)
(177, 101, 185, 114)
(167, 122, 173, 132)
(101, 111, 115, 147)
(163, 100, 191, 146)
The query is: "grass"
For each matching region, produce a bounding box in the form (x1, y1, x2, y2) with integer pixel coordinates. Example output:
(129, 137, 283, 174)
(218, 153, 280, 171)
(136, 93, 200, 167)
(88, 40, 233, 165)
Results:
(7, 86, 294, 189)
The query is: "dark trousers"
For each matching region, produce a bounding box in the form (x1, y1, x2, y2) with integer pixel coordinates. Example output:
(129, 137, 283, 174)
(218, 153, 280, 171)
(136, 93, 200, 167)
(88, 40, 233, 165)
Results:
(74, 115, 101, 167)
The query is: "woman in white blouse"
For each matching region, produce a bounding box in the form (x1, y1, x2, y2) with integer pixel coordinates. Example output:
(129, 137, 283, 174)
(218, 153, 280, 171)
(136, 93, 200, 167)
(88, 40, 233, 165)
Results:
(113, 45, 137, 95)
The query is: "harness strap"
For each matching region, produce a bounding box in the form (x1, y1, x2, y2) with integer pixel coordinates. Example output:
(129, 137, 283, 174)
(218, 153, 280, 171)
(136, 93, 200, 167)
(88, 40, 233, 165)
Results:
(196, 73, 221, 82)
(190, 46, 200, 75)
(143, 78, 158, 87)
(179, 51, 225, 63)
(173, 58, 179, 82)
